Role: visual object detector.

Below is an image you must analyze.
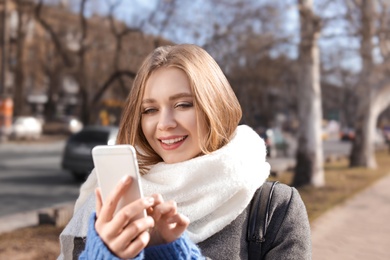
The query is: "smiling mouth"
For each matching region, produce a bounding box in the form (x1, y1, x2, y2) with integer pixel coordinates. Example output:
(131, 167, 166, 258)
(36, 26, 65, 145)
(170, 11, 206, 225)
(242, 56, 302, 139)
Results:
(160, 136, 187, 145)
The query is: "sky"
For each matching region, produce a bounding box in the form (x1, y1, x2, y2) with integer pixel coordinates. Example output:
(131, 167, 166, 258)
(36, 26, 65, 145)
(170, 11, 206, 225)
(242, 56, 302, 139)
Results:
(41, 0, 365, 74)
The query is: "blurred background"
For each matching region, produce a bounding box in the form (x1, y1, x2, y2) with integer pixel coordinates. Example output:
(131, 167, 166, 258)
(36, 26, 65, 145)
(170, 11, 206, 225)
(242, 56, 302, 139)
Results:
(0, 0, 389, 258)
(0, 0, 389, 136)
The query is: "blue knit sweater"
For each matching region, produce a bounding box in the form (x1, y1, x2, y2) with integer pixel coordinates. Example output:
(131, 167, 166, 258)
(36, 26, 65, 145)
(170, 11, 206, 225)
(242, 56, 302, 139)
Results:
(79, 213, 204, 260)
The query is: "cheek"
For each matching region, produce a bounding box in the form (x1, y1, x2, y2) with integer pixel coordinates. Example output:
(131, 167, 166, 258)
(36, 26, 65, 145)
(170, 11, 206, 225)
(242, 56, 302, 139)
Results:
(141, 118, 153, 141)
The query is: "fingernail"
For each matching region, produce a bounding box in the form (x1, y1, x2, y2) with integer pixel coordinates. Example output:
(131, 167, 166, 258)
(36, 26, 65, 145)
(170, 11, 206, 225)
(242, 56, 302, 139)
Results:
(120, 175, 131, 184)
(146, 197, 154, 205)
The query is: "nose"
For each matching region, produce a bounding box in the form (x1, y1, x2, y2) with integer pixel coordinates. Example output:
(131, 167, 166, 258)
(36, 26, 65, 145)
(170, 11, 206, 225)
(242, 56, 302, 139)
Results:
(157, 109, 177, 131)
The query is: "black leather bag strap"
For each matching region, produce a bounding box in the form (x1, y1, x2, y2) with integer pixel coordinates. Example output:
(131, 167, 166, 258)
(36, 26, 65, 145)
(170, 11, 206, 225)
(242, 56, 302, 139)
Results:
(247, 181, 279, 260)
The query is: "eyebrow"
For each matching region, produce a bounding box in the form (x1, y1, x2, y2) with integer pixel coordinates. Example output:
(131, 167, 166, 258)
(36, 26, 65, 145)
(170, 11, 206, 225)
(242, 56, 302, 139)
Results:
(142, 92, 193, 104)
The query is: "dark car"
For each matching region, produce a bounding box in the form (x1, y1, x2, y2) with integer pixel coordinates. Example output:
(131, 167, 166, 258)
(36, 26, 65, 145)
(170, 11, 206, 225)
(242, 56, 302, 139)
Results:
(61, 125, 118, 180)
(340, 127, 355, 141)
(383, 126, 390, 143)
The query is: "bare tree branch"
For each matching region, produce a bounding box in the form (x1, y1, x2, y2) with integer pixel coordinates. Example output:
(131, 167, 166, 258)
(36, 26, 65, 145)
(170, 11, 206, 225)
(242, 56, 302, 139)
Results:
(92, 70, 136, 106)
(35, 0, 72, 67)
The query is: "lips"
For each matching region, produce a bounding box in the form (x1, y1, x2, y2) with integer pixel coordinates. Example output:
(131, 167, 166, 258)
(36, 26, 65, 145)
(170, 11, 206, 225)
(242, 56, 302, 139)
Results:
(160, 136, 186, 145)
(159, 135, 187, 150)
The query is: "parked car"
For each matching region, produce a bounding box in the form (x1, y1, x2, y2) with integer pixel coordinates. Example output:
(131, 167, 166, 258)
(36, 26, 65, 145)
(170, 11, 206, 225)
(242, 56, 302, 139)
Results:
(43, 116, 83, 135)
(10, 116, 43, 140)
(272, 127, 289, 157)
(256, 127, 275, 158)
(340, 127, 355, 141)
(383, 126, 390, 143)
(256, 127, 288, 158)
(61, 125, 118, 181)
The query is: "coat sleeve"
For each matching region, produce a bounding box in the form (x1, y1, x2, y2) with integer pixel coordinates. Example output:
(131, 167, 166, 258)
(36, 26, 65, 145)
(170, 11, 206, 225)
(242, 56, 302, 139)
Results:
(263, 184, 312, 260)
(145, 233, 205, 260)
(79, 212, 205, 260)
(78, 213, 143, 260)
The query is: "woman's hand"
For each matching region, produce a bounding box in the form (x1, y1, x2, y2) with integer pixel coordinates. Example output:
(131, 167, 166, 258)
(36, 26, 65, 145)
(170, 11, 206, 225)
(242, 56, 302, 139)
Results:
(147, 194, 190, 246)
(94, 175, 155, 259)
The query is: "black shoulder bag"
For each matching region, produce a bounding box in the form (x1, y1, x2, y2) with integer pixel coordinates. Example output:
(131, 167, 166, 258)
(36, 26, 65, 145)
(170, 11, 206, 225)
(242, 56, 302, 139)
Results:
(247, 181, 279, 260)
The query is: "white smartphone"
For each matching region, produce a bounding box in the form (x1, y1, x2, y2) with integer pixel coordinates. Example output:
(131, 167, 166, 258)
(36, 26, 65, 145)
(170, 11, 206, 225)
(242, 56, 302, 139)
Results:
(92, 144, 146, 219)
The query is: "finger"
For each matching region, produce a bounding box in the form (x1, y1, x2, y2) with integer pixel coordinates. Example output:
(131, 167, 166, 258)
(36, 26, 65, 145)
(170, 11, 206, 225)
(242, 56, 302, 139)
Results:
(109, 197, 155, 233)
(154, 200, 177, 218)
(165, 213, 190, 243)
(146, 207, 154, 216)
(95, 188, 103, 218)
(151, 193, 164, 205)
(146, 194, 163, 217)
(167, 213, 190, 227)
(112, 216, 154, 251)
(99, 175, 132, 223)
(121, 231, 151, 259)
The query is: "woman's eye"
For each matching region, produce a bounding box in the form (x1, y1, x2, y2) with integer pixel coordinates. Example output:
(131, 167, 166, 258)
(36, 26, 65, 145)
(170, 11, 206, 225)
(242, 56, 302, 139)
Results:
(142, 108, 157, 114)
(175, 102, 193, 109)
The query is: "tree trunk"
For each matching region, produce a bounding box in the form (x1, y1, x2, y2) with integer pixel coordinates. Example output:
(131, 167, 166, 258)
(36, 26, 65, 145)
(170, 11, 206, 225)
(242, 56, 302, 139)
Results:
(350, 98, 376, 168)
(349, 0, 377, 168)
(293, 0, 325, 187)
(13, 5, 27, 117)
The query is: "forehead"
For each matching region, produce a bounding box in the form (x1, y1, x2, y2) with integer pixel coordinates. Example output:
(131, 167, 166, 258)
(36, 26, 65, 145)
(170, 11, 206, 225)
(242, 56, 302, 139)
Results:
(144, 67, 192, 97)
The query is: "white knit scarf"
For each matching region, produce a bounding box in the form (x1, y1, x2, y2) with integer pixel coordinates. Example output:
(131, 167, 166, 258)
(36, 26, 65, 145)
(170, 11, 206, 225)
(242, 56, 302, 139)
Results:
(72, 125, 270, 243)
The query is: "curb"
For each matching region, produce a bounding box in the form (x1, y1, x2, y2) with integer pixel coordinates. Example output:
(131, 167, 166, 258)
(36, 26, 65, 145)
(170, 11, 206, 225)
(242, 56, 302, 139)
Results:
(0, 201, 74, 235)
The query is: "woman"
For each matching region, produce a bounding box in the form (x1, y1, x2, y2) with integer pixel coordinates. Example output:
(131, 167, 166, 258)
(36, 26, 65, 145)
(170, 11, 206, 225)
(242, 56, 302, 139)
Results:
(59, 44, 311, 259)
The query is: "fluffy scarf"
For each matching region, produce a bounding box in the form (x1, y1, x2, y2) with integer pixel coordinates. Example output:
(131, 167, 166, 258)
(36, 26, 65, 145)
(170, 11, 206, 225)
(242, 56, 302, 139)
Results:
(141, 125, 270, 242)
(66, 125, 269, 247)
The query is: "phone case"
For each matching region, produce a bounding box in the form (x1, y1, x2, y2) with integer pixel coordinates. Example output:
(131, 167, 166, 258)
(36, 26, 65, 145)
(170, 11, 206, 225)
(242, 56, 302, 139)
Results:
(92, 144, 146, 219)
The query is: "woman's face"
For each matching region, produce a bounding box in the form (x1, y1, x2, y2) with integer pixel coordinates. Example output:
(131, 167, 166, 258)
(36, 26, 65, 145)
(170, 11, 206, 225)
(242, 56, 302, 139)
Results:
(141, 67, 207, 164)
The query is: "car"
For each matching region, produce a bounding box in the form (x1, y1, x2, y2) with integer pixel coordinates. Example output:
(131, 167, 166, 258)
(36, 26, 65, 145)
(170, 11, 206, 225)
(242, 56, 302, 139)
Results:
(271, 127, 289, 157)
(256, 127, 288, 158)
(61, 125, 119, 181)
(43, 116, 83, 135)
(383, 126, 390, 143)
(256, 127, 275, 158)
(340, 127, 355, 141)
(10, 116, 43, 140)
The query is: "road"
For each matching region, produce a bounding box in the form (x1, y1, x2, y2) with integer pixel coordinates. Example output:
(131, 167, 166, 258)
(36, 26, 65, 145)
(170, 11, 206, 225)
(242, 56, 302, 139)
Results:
(0, 137, 354, 219)
(0, 139, 81, 218)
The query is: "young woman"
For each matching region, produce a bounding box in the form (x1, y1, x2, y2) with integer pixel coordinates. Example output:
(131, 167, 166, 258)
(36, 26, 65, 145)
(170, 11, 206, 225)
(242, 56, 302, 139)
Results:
(59, 44, 311, 259)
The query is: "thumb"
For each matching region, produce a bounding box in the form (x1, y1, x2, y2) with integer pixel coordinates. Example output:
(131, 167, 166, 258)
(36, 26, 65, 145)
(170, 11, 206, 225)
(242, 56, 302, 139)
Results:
(95, 188, 103, 218)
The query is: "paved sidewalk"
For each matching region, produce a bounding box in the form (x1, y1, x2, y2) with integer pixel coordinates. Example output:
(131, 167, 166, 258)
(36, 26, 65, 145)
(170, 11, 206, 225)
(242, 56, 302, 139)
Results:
(0, 202, 74, 234)
(311, 174, 390, 260)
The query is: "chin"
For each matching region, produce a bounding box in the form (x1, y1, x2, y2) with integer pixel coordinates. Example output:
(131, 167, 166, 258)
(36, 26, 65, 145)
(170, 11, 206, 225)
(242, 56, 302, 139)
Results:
(162, 154, 193, 164)
(163, 157, 186, 164)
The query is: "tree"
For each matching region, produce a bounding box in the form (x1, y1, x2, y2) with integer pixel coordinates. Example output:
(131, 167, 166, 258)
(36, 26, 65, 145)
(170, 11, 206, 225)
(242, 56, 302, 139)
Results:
(348, 0, 390, 168)
(32, 0, 176, 124)
(10, 1, 34, 117)
(293, 0, 325, 187)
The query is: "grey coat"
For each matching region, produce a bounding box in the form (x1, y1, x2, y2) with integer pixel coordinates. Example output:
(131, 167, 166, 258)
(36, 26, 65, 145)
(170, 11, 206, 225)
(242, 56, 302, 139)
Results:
(198, 182, 311, 259)
(67, 183, 311, 259)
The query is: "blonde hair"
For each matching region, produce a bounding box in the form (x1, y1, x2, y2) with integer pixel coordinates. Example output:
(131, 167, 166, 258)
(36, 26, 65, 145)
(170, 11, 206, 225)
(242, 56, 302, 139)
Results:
(117, 44, 242, 174)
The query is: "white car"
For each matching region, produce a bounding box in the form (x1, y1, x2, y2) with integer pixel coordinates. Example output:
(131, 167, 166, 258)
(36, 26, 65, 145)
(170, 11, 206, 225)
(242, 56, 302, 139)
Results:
(11, 116, 43, 140)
